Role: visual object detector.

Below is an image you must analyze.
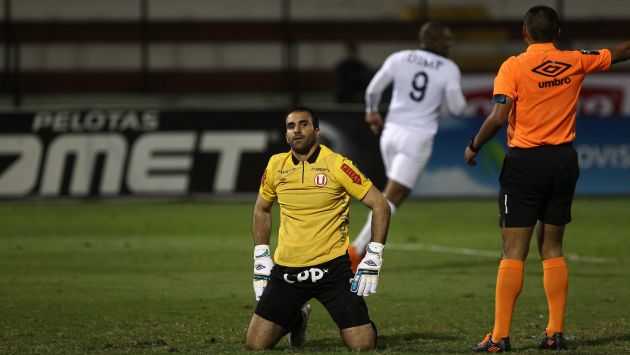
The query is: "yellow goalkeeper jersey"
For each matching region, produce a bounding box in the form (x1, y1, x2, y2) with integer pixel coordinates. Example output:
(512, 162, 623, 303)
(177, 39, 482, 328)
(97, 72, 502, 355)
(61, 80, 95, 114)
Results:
(259, 144, 372, 267)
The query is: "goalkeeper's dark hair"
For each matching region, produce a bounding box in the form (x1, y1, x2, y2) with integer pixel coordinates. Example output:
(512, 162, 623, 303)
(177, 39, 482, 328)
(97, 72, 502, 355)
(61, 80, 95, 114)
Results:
(287, 106, 320, 128)
(523, 5, 560, 42)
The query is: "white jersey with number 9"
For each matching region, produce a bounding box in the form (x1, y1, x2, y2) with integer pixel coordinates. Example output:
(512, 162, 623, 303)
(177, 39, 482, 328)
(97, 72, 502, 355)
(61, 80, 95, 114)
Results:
(365, 49, 466, 188)
(365, 49, 466, 135)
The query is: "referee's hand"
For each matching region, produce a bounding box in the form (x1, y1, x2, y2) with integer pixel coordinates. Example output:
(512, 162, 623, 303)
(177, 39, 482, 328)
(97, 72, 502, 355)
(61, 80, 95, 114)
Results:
(465, 146, 478, 166)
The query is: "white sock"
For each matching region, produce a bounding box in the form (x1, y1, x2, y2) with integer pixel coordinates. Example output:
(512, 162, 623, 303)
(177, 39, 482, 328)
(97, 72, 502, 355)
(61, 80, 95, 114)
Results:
(351, 199, 396, 253)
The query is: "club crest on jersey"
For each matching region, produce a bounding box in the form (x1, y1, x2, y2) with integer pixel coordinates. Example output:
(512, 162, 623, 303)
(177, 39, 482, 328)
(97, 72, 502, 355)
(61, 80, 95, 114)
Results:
(341, 163, 362, 184)
(314, 173, 328, 187)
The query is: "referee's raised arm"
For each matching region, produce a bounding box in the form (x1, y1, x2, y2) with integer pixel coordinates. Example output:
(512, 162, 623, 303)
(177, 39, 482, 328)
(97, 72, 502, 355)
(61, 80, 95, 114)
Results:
(610, 41, 630, 64)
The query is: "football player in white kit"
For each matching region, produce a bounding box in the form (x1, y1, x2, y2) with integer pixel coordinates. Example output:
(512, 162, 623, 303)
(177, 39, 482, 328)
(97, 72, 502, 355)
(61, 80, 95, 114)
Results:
(348, 21, 467, 270)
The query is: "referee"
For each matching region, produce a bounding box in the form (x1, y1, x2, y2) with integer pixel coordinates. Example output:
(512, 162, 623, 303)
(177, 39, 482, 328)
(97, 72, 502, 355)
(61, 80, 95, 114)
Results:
(465, 5, 630, 352)
(245, 107, 391, 350)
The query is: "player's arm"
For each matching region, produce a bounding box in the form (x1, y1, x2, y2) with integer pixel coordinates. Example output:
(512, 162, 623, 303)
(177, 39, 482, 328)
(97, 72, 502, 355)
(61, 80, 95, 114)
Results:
(611, 40, 630, 64)
(351, 185, 390, 297)
(364, 59, 393, 135)
(444, 87, 467, 116)
(252, 194, 273, 246)
(251, 194, 275, 301)
(359, 185, 390, 245)
(443, 67, 467, 116)
(464, 95, 513, 166)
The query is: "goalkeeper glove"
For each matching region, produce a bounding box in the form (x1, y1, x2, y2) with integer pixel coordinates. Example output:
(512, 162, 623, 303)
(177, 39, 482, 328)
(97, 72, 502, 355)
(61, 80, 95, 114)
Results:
(351, 242, 384, 297)
(253, 244, 274, 301)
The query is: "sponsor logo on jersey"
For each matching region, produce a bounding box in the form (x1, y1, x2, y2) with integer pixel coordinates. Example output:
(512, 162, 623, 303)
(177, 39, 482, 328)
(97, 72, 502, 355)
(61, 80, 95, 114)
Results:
(314, 173, 328, 187)
(579, 49, 600, 55)
(532, 60, 573, 89)
(341, 163, 362, 184)
(531, 60, 572, 77)
(283, 268, 328, 284)
(260, 169, 267, 186)
(538, 77, 572, 88)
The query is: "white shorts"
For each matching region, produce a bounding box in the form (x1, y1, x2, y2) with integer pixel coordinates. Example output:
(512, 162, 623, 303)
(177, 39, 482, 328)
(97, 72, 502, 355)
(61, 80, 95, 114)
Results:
(380, 123, 435, 189)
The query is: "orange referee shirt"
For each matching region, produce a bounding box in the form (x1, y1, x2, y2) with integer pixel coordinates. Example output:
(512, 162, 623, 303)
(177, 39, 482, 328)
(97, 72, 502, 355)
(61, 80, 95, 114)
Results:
(493, 43, 611, 148)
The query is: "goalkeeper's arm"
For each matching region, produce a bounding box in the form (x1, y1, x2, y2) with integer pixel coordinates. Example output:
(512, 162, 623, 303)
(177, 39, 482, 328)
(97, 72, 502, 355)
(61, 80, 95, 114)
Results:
(252, 194, 273, 246)
(351, 186, 391, 296)
(360, 186, 390, 245)
(251, 195, 275, 300)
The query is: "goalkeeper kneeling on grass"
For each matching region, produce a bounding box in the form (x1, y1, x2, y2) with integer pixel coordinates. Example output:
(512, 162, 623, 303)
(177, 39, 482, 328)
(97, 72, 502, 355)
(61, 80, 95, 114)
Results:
(245, 106, 391, 351)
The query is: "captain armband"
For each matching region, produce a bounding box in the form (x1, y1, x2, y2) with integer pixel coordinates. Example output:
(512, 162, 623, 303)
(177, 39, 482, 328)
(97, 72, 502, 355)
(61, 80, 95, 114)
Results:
(492, 94, 507, 104)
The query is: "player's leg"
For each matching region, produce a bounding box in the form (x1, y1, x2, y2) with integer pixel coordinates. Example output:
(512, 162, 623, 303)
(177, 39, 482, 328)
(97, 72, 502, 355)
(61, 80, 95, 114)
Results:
(349, 126, 431, 269)
(492, 225, 533, 337)
(536, 222, 564, 259)
(315, 254, 376, 350)
(245, 314, 288, 350)
(383, 179, 411, 206)
(475, 225, 534, 352)
(246, 266, 309, 350)
(475, 149, 540, 352)
(536, 144, 577, 350)
(492, 148, 543, 340)
(537, 222, 568, 348)
(340, 323, 376, 350)
(245, 308, 310, 350)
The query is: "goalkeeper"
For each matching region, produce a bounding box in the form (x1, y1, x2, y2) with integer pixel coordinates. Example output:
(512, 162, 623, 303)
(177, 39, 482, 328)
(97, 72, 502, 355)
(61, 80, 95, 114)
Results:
(245, 107, 391, 351)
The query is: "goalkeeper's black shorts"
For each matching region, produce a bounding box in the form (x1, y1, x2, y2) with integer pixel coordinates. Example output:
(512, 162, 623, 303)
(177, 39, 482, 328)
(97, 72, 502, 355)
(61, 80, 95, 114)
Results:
(255, 253, 371, 330)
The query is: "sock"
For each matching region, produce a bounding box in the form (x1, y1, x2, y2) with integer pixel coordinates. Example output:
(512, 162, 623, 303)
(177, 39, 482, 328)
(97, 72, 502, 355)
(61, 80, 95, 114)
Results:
(492, 259, 524, 341)
(543, 256, 568, 336)
(351, 199, 396, 253)
(285, 307, 305, 333)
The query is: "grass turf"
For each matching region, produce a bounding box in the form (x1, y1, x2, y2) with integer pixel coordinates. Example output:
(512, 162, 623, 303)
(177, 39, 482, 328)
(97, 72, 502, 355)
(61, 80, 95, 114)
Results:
(1, 198, 629, 354)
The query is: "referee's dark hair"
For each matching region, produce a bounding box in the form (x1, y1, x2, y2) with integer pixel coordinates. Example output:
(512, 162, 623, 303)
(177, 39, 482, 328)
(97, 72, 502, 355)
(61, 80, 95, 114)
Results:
(524, 5, 560, 43)
(287, 106, 320, 128)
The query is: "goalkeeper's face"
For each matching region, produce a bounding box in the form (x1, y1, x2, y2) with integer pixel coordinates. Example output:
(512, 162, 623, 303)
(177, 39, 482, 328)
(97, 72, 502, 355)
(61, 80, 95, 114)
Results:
(285, 111, 320, 155)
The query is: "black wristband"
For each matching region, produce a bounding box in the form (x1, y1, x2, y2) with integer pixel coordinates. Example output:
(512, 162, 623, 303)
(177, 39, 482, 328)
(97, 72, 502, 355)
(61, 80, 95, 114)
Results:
(468, 138, 480, 153)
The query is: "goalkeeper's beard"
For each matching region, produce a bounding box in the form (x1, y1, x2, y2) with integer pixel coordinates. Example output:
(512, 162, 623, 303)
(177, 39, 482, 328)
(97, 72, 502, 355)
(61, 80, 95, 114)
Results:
(290, 135, 317, 155)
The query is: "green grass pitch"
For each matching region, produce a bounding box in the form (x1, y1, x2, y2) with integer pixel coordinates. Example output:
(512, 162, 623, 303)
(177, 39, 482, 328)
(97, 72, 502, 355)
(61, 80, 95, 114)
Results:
(1, 198, 629, 354)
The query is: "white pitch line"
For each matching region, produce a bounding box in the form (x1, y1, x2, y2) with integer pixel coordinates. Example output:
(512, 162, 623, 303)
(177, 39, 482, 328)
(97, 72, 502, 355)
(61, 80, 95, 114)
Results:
(387, 243, 620, 264)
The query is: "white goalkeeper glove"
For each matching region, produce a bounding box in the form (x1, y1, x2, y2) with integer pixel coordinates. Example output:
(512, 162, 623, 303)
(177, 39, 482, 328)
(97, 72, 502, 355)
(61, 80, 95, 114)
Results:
(351, 242, 384, 297)
(253, 244, 274, 301)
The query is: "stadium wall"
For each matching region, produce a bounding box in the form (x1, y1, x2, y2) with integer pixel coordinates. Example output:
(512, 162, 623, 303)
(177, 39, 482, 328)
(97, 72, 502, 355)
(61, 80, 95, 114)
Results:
(1, 109, 629, 199)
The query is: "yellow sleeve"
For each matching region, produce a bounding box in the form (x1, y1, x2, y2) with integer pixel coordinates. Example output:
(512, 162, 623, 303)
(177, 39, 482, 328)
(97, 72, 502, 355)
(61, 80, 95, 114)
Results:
(334, 155, 372, 200)
(258, 158, 277, 202)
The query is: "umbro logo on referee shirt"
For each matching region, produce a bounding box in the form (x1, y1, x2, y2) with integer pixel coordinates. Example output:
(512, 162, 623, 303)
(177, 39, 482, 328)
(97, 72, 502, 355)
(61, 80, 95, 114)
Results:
(531, 60, 571, 77)
(532, 60, 573, 89)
